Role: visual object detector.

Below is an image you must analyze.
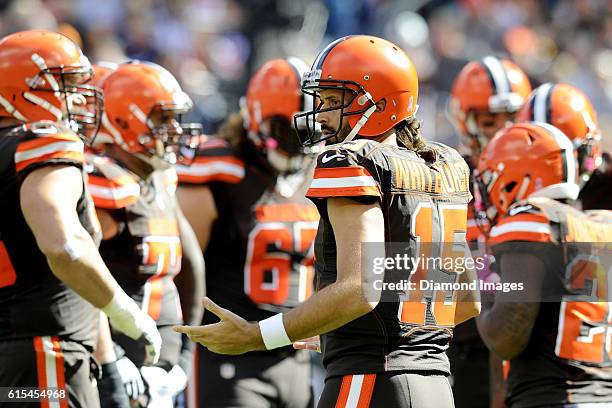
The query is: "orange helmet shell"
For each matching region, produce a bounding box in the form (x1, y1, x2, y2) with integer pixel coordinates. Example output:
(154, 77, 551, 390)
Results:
(102, 62, 192, 152)
(91, 62, 118, 88)
(517, 83, 598, 141)
(309, 35, 418, 137)
(516, 83, 601, 176)
(450, 57, 532, 135)
(477, 122, 579, 218)
(0, 30, 93, 123)
(245, 58, 304, 134)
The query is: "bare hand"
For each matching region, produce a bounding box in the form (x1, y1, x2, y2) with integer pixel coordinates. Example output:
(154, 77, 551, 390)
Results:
(293, 335, 321, 353)
(174, 297, 265, 355)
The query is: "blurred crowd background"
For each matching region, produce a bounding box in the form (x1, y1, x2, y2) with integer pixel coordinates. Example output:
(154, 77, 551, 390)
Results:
(1, 0, 610, 150)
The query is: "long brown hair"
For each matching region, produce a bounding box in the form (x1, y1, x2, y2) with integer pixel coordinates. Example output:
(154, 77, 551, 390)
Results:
(395, 116, 426, 151)
(216, 112, 247, 151)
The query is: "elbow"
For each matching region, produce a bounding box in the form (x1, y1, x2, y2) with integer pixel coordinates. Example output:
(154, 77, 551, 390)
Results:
(37, 234, 87, 267)
(338, 279, 378, 318)
(477, 322, 527, 360)
(355, 283, 379, 316)
(490, 339, 526, 360)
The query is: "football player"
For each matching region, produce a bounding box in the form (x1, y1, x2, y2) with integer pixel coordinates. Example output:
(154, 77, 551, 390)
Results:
(177, 35, 480, 407)
(475, 122, 612, 407)
(0, 30, 161, 407)
(515, 82, 610, 211)
(174, 57, 318, 408)
(86, 61, 205, 406)
(87, 61, 149, 408)
(447, 57, 532, 408)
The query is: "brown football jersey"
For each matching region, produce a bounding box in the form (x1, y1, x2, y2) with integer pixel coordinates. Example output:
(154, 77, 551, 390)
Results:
(0, 122, 100, 347)
(490, 197, 612, 407)
(306, 139, 472, 379)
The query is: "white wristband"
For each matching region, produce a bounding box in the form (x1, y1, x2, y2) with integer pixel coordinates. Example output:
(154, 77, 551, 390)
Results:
(259, 313, 291, 350)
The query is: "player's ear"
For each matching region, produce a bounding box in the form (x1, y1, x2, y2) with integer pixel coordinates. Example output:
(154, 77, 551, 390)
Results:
(375, 99, 386, 112)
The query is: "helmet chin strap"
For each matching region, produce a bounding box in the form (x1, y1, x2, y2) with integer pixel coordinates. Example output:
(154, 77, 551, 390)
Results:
(98, 112, 129, 150)
(341, 93, 377, 145)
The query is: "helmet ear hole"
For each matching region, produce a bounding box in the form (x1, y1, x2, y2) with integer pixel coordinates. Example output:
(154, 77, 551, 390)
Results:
(504, 181, 517, 193)
(527, 133, 536, 144)
(115, 117, 129, 130)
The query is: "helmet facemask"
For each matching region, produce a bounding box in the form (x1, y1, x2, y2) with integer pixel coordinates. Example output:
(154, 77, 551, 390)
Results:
(27, 62, 103, 144)
(259, 115, 316, 175)
(464, 109, 517, 155)
(575, 125, 603, 185)
(293, 75, 376, 147)
(474, 168, 500, 227)
(138, 102, 202, 165)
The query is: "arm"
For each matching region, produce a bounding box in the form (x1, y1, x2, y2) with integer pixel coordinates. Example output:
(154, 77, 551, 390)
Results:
(94, 313, 138, 406)
(21, 165, 120, 307)
(176, 197, 385, 354)
(21, 165, 161, 363)
(476, 252, 543, 360)
(176, 184, 217, 251)
(173, 203, 205, 377)
(454, 246, 481, 325)
(489, 352, 508, 408)
(96, 208, 119, 240)
(174, 204, 205, 326)
(94, 312, 117, 364)
(454, 260, 481, 325)
(281, 197, 383, 341)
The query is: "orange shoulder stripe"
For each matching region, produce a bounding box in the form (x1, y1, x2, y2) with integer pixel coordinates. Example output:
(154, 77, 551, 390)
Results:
(87, 174, 139, 209)
(306, 185, 381, 198)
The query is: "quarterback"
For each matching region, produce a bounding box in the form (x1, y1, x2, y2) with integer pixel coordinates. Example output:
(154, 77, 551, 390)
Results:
(177, 35, 480, 407)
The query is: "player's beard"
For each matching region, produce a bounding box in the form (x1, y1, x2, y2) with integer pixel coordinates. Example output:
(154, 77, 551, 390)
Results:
(324, 120, 352, 145)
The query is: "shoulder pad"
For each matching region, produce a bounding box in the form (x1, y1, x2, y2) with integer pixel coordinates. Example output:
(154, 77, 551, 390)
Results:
(489, 202, 552, 246)
(23, 121, 66, 135)
(307, 140, 382, 199)
(176, 136, 245, 184)
(14, 122, 84, 174)
(85, 153, 140, 209)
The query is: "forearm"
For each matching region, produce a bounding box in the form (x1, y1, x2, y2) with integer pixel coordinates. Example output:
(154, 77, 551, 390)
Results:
(177, 335, 196, 376)
(280, 198, 383, 342)
(45, 227, 120, 308)
(282, 279, 373, 342)
(476, 252, 542, 360)
(175, 211, 205, 326)
(94, 313, 117, 364)
(476, 303, 535, 360)
(489, 352, 508, 408)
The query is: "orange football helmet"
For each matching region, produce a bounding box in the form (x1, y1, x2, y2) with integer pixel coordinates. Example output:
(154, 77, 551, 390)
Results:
(294, 35, 418, 145)
(243, 57, 313, 173)
(0, 30, 102, 141)
(516, 83, 602, 182)
(476, 122, 579, 221)
(449, 57, 531, 152)
(92, 62, 118, 88)
(243, 58, 311, 164)
(100, 61, 201, 164)
(90, 62, 118, 146)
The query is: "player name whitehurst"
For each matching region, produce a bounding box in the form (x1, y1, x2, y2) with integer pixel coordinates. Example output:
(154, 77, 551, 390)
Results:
(373, 279, 524, 293)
